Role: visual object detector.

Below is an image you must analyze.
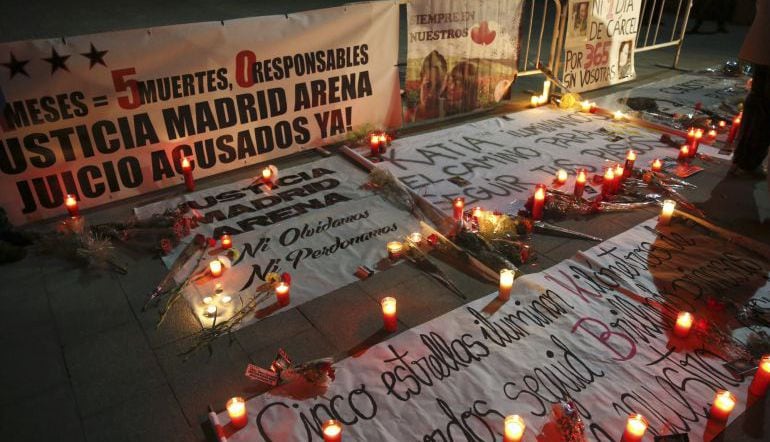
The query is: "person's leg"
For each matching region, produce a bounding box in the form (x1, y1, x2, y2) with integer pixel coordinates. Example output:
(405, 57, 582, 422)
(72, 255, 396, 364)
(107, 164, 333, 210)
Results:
(733, 65, 770, 175)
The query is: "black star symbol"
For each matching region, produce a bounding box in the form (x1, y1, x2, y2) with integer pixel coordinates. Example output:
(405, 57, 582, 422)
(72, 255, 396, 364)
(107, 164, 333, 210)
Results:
(1, 52, 30, 79)
(43, 48, 70, 74)
(81, 43, 108, 69)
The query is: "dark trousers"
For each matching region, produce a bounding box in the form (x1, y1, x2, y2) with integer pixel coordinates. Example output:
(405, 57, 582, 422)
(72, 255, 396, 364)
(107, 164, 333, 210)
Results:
(734, 65, 770, 170)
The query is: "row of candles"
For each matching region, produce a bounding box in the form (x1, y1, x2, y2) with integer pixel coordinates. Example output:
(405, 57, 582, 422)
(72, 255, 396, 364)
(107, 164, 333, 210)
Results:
(224, 353, 770, 440)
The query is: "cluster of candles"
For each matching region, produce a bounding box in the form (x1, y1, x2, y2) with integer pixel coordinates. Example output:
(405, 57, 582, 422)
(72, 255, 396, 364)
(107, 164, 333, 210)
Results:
(580, 100, 597, 113)
(369, 133, 389, 157)
(202, 283, 231, 318)
(529, 80, 552, 107)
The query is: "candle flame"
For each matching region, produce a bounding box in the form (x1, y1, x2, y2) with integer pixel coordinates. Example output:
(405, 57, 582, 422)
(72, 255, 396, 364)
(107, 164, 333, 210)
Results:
(626, 414, 648, 436)
(262, 167, 272, 179)
(556, 169, 567, 183)
(504, 415, 525, 439)
(576, 169, 586, 183)
(181, 157, 191, 168)
(381, 297, 397, 315)
(627, 150, 636, 161)
(323, 420, 342, 437)
(714, 390, 736, 412)
(534, 186, 545, 200)
(65, 194, 77, 207)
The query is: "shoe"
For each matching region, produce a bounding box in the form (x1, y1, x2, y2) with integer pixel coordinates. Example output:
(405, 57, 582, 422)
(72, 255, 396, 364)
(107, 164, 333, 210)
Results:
(729, 164, 768, 179)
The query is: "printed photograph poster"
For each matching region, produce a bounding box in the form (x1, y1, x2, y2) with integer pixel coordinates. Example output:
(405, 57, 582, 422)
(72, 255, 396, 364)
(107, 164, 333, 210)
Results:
(0, 1, 401, 225)
(405, 0, 523, 122)
(563, 0, 642, 92)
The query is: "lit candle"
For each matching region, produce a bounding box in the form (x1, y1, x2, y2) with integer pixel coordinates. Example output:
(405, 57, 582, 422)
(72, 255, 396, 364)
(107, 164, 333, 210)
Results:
(453, 197, 465, 221)
(603, 168, 615, 196)
(613, 110, 624, 120)
(205, 304, 217, 317)
(471, 206, 483, 219)
(261, 166, 274, 184)
(381, 297, 397, 332)
(226, 397, 248, 429)
(613, 164, 624, 192)
(719, 120, 727, 129)
(387, 241, 404, 260)
(503, 415, 525, 442)
(659, 200, 676, 226)
(498, 269, 515, 301)
(275, 281, 290, 307)
(181, 157, 195, 192)
(710, 390, 736, 421)
(690, 129, 703, 157)
(531, 185, 545, 220)
(580, 100, 592, 112)
(542, 80, 551, 99)
(708, 128, 717, 140)
(574, 169, 586, 198)
(555, 169, 568, 185)
(202, 296, 213, 305)
(64, 194, 79, 217)
(651, 158, 662, 173)
(674, 311, 693, 337)
(378, 134, 389, 153)
(677, 145, 689, 162)
(530, 95, 539, 107)
(322, 419, 343, 442)
(222, 295, 232, 304)
(370, 134, 380, 156)
(686, 127, 696, 147)
(749, 355, 770, 396)
(209, 259, 223, 277)
(220, 235, 232, 249)
(623, 414, 648, 442)
(727, 114, 742, 145)
(408, 232, 423, 245)
(624, 150, 636, 177)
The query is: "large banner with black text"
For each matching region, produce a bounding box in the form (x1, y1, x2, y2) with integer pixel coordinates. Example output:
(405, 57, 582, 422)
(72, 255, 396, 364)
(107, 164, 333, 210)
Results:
(404, 0, 523, 122)
(563, 0, 641, 92)
(135, 156, 419, 329)
(0, 2, 401, 225)
(366, 107, 722, 217)
(218, 217, 770, 441)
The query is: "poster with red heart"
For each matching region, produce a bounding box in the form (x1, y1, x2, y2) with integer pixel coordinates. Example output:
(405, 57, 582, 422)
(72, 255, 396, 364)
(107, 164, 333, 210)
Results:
(404, 0, 524, 123)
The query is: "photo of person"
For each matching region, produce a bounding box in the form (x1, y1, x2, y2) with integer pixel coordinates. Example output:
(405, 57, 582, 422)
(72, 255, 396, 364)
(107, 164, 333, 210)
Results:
(617, 40, 633, 79)
(569, 1, 589, 38)
(412, 50, 448, 120)
(442, 61, 479, 116)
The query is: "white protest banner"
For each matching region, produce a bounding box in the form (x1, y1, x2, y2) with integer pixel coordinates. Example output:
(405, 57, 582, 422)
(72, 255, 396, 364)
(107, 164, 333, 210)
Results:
(593, 72, 748, 146)
(218, 217, 769, 440)
(135, 156, 420, 328)
(368, 107, 680, 216)
(404, 0, 523, 122)
(0, 2, 401, 225)
(563, 0, 642, 92)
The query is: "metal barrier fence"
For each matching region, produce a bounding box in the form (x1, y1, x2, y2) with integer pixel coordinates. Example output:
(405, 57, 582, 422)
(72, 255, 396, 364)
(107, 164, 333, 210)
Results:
(635, 0, 694, 69)
(518, 0, 564, 76)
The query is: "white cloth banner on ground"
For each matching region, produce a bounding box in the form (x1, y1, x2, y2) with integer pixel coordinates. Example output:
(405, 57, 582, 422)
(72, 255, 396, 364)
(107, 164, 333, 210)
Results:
(0, 1, 401, 225)
(404, 0, 523, 122)
(135, 156, 419, 327)
(563, 0, 642, 92)
(368, 106, 687, 216)
(593, 72, 748, 146)
(220, 217, 769, 441)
